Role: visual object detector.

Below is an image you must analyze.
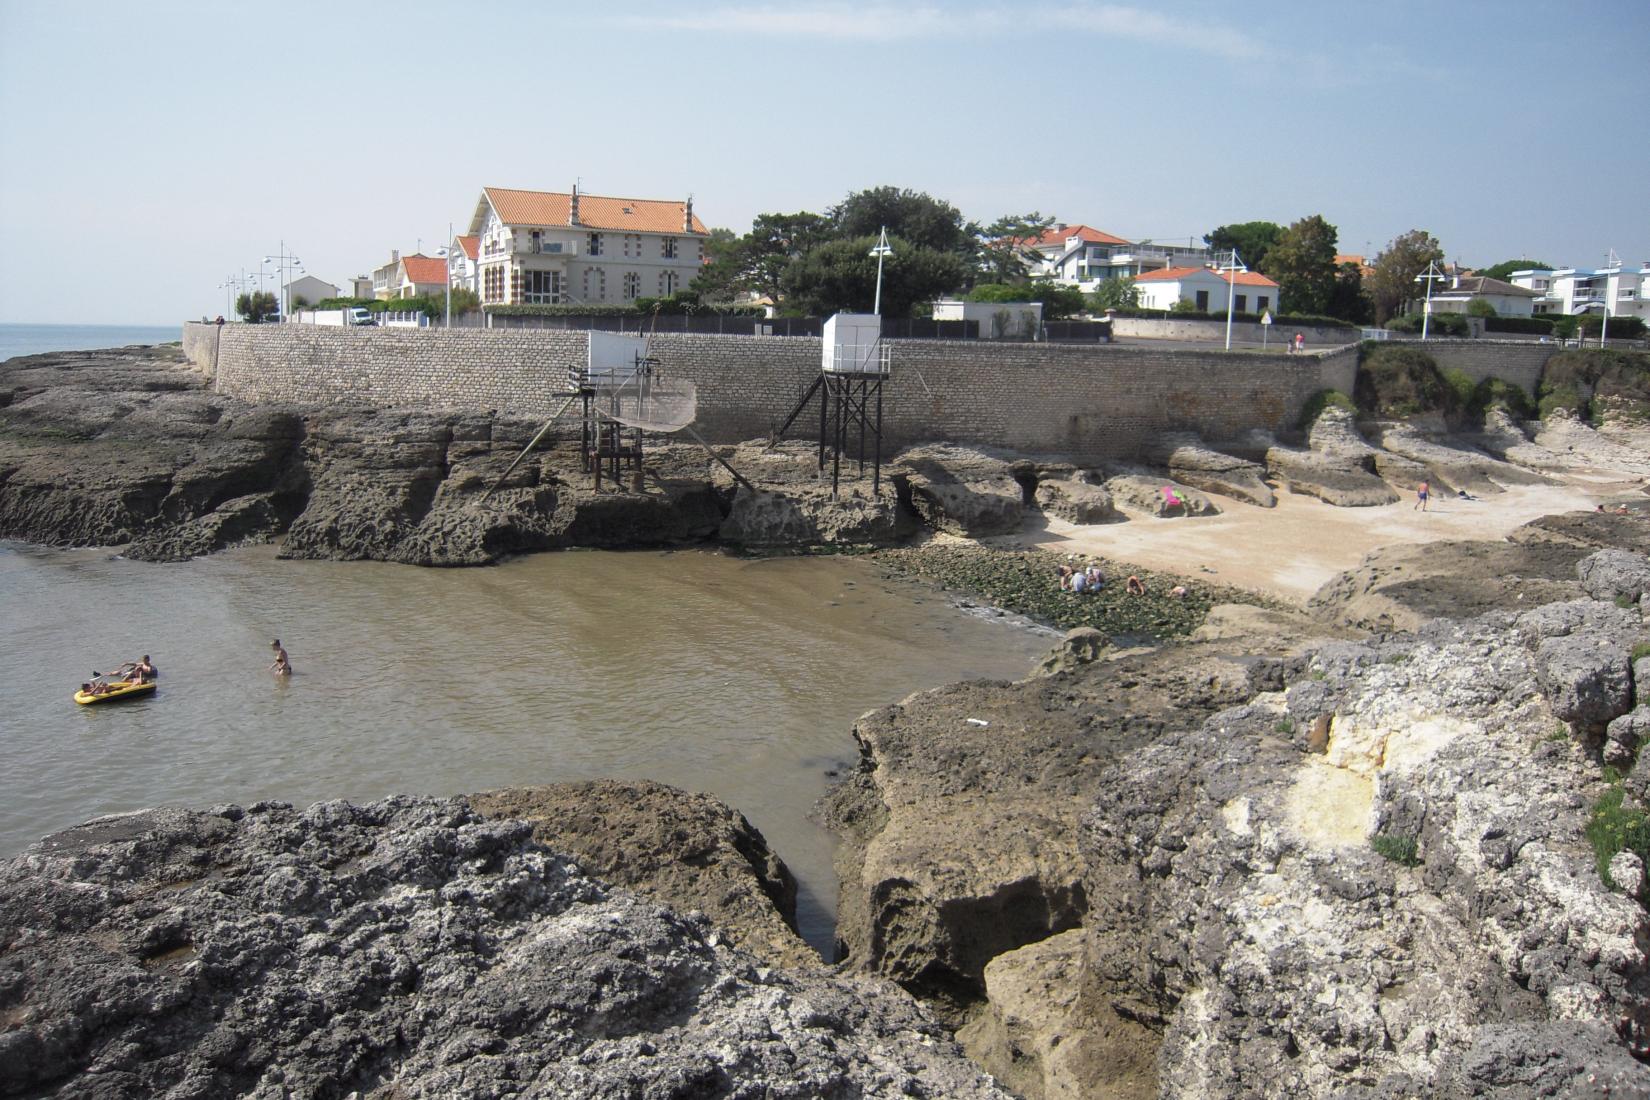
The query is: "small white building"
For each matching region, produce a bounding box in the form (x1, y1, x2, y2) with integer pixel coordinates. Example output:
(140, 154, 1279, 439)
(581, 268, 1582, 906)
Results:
(1133, 266, 1280, 314)
(1514, 265, 1647, 320)
(282, 274, 340, 309)
(468, 184, 708, 307)
(450, 235, 479, 295)
(931, 298, 1043, 338)
(1425, 275, 1538, 317)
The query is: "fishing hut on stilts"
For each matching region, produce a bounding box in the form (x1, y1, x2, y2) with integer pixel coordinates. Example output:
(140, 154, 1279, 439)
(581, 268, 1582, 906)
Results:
(772, 312, 892, 496)
(484, 332, 751, 500)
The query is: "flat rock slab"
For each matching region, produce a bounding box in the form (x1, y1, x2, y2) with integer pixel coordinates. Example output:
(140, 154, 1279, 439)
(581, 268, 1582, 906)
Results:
(1266, 447, 1399, 508)
(1034, 478, 1116, 524)
(1104, 475, 1219, 518)
(895, 443, 1026, 537)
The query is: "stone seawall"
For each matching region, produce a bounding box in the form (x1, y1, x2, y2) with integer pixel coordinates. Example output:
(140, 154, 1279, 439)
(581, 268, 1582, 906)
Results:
(1108, 317, 1355, 348)
(1383, 337, 1554, 394)
(180, 321, 222, 378)
(192, 323, 1353, 461)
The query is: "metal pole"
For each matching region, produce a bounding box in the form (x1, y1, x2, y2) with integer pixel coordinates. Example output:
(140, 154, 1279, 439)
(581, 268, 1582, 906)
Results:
(445, 221, 452, 329)
(1224, 249, 1236, 351)
(1421, 264, 1433, 341)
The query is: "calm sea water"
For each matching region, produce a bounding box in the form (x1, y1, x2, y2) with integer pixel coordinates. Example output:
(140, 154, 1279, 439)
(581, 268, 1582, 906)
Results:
(0, 543, 1050, 952)
(0, 323, 182, 361)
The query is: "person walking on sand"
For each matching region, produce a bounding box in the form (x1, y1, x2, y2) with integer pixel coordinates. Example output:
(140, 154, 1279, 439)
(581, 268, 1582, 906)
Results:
(269, 639, 292, 676)
(1414, 480, 1429, 511)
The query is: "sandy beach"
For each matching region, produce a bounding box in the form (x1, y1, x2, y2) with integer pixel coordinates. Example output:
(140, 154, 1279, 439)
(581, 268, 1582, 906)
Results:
(992, 476, 1632, 603)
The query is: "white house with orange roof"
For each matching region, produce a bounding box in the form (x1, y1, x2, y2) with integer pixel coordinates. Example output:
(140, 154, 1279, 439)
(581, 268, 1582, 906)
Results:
(448, 235, 479, 295)
(1134, 266, 1280, 314)
(468, 185, 707, 306)
(1023, 224, 1210, 289)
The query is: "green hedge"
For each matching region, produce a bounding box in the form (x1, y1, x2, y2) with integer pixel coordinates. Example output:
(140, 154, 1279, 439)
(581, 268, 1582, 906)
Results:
(1385, 313, 1472, 337)
(1484, 316, 1554, 335)
(1108, 307, 1356, 329)
(1581, 314, 1647, 339)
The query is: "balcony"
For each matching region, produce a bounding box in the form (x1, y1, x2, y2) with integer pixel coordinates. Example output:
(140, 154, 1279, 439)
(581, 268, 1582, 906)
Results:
(518, 240, 577, 257)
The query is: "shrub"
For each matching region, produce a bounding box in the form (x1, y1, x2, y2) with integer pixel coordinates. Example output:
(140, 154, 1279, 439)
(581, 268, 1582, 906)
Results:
(1631, 642, 1650, 662)
(1471, 377, 1535, 420)
(1371, 833, 1420, 866)
(1441, 367, 1477, 411)
(1581, 314, 1647, 340)
(1385, 312, 1471, 337)
(1538, 385, 1585, 419)
(1484, 315, 1555, 335)
(1586, 785, 1650, 889)
(1538, 349, 1650, 422)
(1356, 345, 1455, 418)
(1297, 388, 1357, 430)
(1549, 314, 1579, 339)
(1170, 298, 1201, 314)
(1466, 297, 1498, 318)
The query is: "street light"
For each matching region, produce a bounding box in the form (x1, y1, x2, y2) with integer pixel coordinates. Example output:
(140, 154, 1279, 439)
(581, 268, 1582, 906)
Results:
(1414, 260, 1447, 340)
(1601, 249, 1620, 348)
(1217, 248, 1246, 351)
(263, 242, 302, 321)
(869, 227, 892, 316)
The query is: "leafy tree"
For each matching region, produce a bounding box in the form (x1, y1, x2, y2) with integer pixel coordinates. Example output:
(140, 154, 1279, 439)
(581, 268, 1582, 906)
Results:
(1260, 214, 1339, 315)
(1466, 297, 1498, 318)
(236, 291, 279, 323)
(1328, 262, 1371, 324)
(1205, 221, 1283, 272)
(976, 212, 1055, 283)
(1367, 229, 1444, 324)
(706, 211, 832, 310)
(967, 279, 1084, 319)
(828, 186, 973, 256)
(1477, 258, 1555, 282)
(1087, 276, 1141, 312)
(779, 234, 969, 318)
(445, 287, 481, 317)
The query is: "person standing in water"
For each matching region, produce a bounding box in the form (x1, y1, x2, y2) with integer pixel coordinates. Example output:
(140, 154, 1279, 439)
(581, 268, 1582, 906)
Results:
(269, 639, 292, 676)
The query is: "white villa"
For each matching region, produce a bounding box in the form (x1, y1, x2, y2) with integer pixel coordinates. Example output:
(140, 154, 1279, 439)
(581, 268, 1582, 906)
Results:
(282, 274, 339, 309)
(1022, 224, 1210, 290)
(1511, 264, 1648, 321)
(468, 185, 708, 306)
(1424, 275, 1539, 317)
(371, 251, 448, 300)
(1133, 266, 1280, 314)
(449, 235, 479, 295)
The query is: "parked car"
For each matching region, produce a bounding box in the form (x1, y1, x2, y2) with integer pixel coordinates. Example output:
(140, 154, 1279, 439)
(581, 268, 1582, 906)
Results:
(347, 307, 376, 327)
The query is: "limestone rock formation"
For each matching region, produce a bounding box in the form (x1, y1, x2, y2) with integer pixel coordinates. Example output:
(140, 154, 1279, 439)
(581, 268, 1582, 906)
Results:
(0, 797, 1011, 1099)
(468, 780, 817, 970)
(894, 444, 1026, 536)
(1534, 409, 1650, 477)
(1103, 475, 1219, 518)
(1373, 422, 1552, 495)
(1579, 548, 1650, 604)
(1033, 478, 1115, 524)
(1075, 605, 1650, 1098)
(1265, 445, 1399, 507)
(820, 643, 1280, 1022)
(1146, 432, 1276, 508)
(1473, 407, 1580, 472)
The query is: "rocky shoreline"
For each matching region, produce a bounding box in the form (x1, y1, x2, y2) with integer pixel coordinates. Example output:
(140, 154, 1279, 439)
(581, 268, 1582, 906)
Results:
(6, 343, 1650, 1096)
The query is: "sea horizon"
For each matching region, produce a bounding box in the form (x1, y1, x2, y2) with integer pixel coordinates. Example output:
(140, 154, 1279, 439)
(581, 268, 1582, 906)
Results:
(0, 322, 183, 363)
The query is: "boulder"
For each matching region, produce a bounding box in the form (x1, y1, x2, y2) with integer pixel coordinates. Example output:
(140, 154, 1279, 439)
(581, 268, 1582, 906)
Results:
(1104, 475, 1218, 518)
(1373, 423, 1552, 494)
(719, 485, 900, 548)
(1032, 627, 1109, 677)
(1034, 478, 1116, 524)
(0, 797, 1011, 1099)
(1578, 548, 1650, 603)
(1534, 632, 1634, 733)
(1306, 405, 1380, 459)
(1147, 433, 1276, 508)
(894, 444, 1026, 537)
(468, 782, 816, 970)
(1266, 446, 1399, 507)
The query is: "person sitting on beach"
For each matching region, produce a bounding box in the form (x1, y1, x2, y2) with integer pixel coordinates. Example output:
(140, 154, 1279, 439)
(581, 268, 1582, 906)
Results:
(1169, 584, 1188, 599)
(1126, 575, 1146, 596)
(1071, 569, 1088, 595)
(1087, 565, 1105, 590)
(1161, 486, 1184, 512)
(1056, 565, 1074, 591)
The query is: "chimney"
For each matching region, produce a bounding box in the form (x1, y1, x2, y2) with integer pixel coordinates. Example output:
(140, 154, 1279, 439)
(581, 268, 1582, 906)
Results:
(569, 183, 580, 227)
(684, 194, 694, 233)
(391, 249, 399, 262)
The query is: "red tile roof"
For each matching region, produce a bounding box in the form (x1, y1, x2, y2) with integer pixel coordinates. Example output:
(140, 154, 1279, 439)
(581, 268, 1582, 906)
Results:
(1026, 224, 1131, 248)
(484, 187, 707, 235)
(401, 254, 448, 286)
(1135, 265, 1279, 288)
(456, 235, 479, 260)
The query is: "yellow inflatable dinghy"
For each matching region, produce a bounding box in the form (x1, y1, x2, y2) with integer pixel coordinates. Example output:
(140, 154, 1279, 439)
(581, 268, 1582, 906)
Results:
(74, 680, 156, 705)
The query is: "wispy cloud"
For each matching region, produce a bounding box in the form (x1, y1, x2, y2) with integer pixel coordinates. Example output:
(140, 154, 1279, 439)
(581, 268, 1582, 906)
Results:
(618, 3, 1265, 60)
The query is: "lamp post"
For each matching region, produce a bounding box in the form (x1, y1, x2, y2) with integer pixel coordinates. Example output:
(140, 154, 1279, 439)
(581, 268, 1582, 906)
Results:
(1601, 249, 1620, 348)
(263, 242, 302, 322)
(445, 221, 453, 329)
(869, 227, 892, 316)
(1415, 260, 1447, 340)
(1218, 248, 1246, 351)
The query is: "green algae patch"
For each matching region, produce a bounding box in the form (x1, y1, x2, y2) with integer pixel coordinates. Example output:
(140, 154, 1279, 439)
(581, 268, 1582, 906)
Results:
(872, 544, 1277, 639)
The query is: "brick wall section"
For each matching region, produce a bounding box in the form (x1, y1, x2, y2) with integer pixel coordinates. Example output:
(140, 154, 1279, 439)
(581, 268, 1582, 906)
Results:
(1382, 338, 1554, 394)
(208, 325, 1354, 461)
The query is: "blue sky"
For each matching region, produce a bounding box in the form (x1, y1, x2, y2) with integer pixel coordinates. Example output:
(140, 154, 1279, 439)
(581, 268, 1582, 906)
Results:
(2, 0, 1646, 324)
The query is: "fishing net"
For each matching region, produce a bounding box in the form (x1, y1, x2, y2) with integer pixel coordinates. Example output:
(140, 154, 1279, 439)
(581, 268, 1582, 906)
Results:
(593, 376, 697, 433)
